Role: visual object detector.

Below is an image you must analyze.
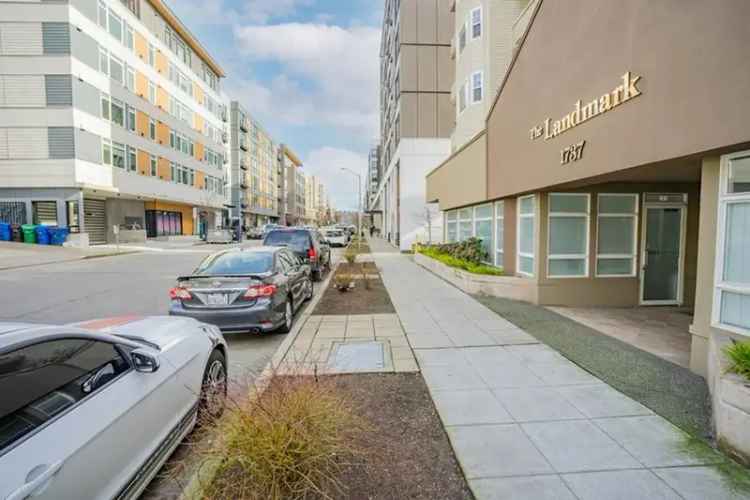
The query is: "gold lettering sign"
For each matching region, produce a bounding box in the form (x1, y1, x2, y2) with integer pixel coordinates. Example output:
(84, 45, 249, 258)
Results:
(530, 72, 642, 141)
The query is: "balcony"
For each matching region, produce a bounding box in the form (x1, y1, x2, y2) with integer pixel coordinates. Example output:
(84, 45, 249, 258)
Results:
(240, 159, 248, 170)
(239, 117, 249, 132)
(221, 106, 228, 122)
(222, 131, 228, 144)
(239, 137, 248, 151)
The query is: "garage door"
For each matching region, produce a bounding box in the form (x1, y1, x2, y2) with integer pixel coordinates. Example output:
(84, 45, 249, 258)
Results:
(83, 198, 106, 245)
(32, 201, 58, 225)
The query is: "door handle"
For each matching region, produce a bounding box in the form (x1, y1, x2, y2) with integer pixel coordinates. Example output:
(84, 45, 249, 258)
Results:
(6, 461, 63, 500)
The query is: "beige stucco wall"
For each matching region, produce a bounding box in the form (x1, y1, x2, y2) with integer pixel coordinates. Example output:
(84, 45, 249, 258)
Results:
(486, 0, 750, 200)
(426, 131, 487, 210)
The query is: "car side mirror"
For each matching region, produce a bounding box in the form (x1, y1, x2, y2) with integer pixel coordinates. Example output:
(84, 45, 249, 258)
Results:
(131, 348, 160, 373)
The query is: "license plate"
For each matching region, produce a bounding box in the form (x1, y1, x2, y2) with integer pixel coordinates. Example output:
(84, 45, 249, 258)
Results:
(206, 293, 229, 305)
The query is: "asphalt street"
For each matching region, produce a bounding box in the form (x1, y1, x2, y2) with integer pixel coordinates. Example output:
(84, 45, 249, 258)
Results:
(0, 241, 336, 383)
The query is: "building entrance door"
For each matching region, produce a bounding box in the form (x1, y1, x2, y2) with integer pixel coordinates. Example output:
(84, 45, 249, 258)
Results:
(640, 201, 686, 305)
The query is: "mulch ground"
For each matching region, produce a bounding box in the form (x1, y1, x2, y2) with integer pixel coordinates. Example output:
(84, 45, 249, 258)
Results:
(320, 373, 474, 500)
(313, 264, 395, 315)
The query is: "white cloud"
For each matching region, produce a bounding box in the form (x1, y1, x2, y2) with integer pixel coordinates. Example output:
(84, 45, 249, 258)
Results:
(303, 147, 368, 211)
(168, 0, 312, 27)
(232, 22, 380, 139)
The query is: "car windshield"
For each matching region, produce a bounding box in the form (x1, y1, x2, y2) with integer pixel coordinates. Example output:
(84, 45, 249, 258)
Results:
(264, 230, 310, 252)
(326, 231, 343, 237)
(194, 252, 274, 275)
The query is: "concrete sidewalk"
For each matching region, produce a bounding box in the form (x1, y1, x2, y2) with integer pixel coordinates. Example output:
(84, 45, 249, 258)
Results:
(0, 241, 137, 271)
(367, 237, 748, 500)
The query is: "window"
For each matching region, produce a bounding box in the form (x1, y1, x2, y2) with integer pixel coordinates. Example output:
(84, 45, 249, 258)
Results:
(108, 10, 123, 42)
(112, 142, 125, 169)
(714, 152, 750, 334)
(126, 146, 136, 172)
(596, 194, 638, 277)
(547, 194, 590, 277)
(98, 1, 107, 29)
(458, 208, 473, 241)
(458, 24, 467, 53)
(126, 105, 135, 132)
(125, 24, 134, 50)
(110, 98, 124, 127)
(517, 195, 536, 276)
(149, 118, 156, 140)
(100, 93, 110, 120)
(148, 81, 156, 104)
(471, 71, 483, 103)
(99, 47, 109, 75)
(101, 138, 112, 165)
(471, 7, 482, 39)
(445, 210, 457, 242)
(474, 204, 492, 262)
(458, 81, 467, 114)
(0, 339, 129, 451)
(109, 55, 124, 85)
(126, 67, 135, 92)
(495, 201, 504, 267)
(148, 44, 155, 67)
(150, 155, 157, 176)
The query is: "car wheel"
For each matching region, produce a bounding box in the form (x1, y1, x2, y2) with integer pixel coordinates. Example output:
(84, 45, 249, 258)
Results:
(305, 279, 314, 302)
(277, 297, 294, 334)
(312, 268, 322, 282)
(199, 349, 227, 422)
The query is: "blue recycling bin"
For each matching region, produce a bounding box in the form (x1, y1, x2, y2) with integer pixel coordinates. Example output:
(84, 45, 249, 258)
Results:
(50, 226, 69, 246)
(0, 223, 10, 241)
(35, 225, 51, 245)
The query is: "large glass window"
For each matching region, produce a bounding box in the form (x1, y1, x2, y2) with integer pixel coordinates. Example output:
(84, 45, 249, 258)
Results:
(458, 208, 473, 241)
(109, 55, 124, 85)
(715, 152, 750, 334)
(101, 138, 111, 165)
(517, 195, 536, 276)
(471, 7, 482, 39)
(112, 142, 125, 169)
(495, 201, 504, 267)
(108, 10, 122, 42)
(548, 193, 590, 277)
(474, 204, 492, 261)
(471, 72, 483, 103)
(110, 98, 124, 127)
(126, 146, 136, 172)
(596, 194, 638, 276)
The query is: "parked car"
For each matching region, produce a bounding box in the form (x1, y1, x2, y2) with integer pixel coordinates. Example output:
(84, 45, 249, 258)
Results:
(246, 226, 264, 240)
(263, 228, 331, 281)
(262, 224, 281, 238)
(0, 316, 227, 500)
(206, 227, 233, 244)
(322, 228, 347, 247)
(169, 246, 313, 334)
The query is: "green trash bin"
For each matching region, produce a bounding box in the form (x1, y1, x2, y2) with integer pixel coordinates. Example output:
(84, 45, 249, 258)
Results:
(21, 224, 38, 244)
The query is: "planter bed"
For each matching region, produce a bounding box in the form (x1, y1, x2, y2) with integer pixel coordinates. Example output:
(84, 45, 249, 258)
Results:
(313, 263, 395, 315)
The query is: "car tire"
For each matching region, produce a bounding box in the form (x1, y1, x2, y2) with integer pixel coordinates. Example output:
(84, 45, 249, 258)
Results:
(305, 279, 314, 302)
(277, 297, 294, 334)
(312, 268, 322, 282)
(199, 349, 227, 422)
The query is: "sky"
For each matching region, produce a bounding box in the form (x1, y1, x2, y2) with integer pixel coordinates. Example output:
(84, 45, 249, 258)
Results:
(167, 0, 384, 211)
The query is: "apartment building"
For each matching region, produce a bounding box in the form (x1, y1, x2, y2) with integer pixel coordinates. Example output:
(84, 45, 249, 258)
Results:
(230, 101, 277, 228)
(276, 144, 302, 225)
(0, 0, 229, 244)
(425, 0, 750, 454)
(370, 0, 454, 250)
(304, 174, 320, 225)
(365, 145, 380, 216)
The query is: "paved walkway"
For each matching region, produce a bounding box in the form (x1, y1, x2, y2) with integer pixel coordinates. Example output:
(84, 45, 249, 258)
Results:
(367, 238, 748, 500)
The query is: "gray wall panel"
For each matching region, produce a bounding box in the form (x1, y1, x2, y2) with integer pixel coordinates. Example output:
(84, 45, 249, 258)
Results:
(69, 0, 98, 24)
(72, 77, 100, 116)
(45, 75, 73, 106)
(75, 128, 101, 163)
(48, 126, 75, 159)
(71, 27, 98, 70)
(42, 22, 71, 54)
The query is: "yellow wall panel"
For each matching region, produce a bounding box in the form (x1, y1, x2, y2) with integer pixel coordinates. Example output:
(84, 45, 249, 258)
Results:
(193, 84, 204, 105)
(156, 121, 170, 146)
(195, 171, 205, 190)
(195, 142, 204, 161)
(155, 50, 168, 75)
(157, 157, 171, 181)
(194, 114, 204, 133)
(135, 71, 148, 99)
(134, 32, 147, 61)
(137, 150, 149, 176)
(156, 86, 168, 111)
(136, 110, 149, 138)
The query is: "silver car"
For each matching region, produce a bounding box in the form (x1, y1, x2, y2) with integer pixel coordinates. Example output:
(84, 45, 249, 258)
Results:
(0, 316, 227, 500)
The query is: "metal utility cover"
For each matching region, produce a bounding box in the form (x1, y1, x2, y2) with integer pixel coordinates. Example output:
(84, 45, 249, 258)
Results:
(329, 341, 385, 372)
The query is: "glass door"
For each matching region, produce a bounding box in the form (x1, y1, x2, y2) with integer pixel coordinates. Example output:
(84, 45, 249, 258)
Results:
(640, 206, 685, 304)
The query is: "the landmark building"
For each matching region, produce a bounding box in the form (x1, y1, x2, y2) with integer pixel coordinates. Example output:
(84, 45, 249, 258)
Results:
(425, 0, 750, 451)
(0, 0, 229, 244)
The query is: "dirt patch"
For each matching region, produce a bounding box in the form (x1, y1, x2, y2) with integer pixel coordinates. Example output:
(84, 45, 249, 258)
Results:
(313, 265, 395, 315)
(319, 373, 473, 500)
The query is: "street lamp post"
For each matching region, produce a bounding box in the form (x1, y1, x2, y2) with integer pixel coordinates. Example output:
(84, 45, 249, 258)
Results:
(341, 167, 362, 250)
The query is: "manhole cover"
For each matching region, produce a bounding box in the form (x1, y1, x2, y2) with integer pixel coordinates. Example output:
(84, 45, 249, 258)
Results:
(329, 341, 385, 372)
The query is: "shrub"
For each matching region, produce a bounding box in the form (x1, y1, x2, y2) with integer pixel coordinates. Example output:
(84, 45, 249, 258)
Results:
(343, 247, 357, 264)
(725, 340, 750, 381)
(419, 245, 503, 276)
(202, 375, 363, 500)
(433, 238, 488, 264)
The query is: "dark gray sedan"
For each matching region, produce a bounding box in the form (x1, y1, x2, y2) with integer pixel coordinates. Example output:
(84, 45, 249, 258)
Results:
(168, 246, 313, 334)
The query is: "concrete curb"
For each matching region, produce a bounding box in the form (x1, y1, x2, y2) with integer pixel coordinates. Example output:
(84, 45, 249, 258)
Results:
(177, 263, 338, 500)
(0, 250, 142, 272)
